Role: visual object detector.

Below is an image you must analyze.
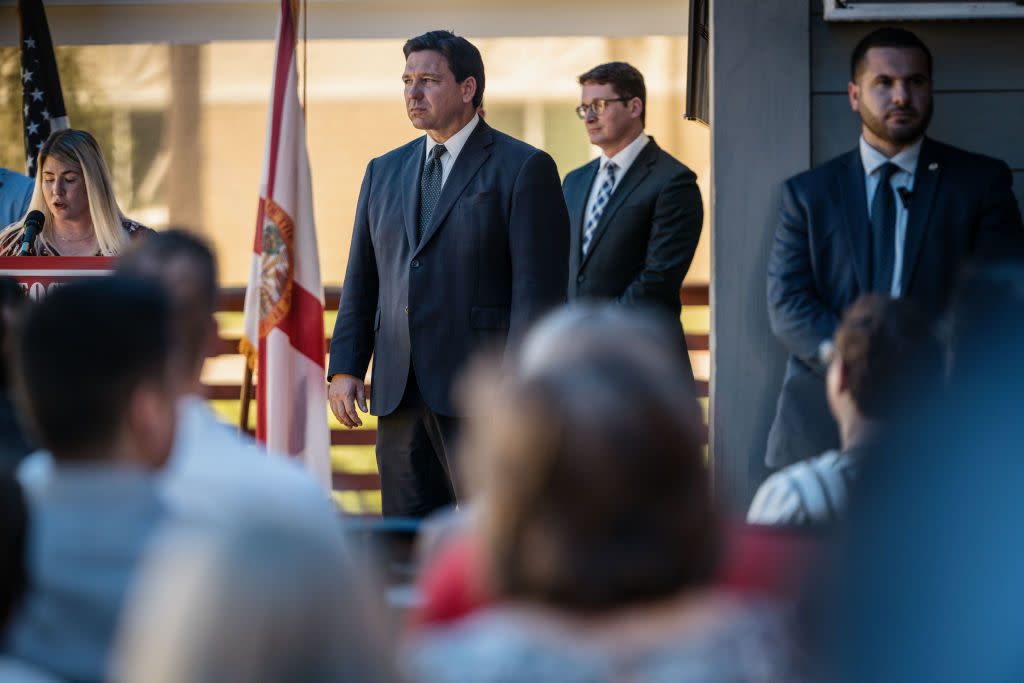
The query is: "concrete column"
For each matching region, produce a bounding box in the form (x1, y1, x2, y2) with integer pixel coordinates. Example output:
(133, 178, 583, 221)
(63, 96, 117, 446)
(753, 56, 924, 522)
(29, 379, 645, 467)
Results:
(709, 1, 810, 514)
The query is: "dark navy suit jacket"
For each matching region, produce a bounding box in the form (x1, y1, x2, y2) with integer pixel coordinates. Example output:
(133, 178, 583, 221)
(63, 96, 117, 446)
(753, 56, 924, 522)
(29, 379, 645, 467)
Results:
(562, 138, 702, 391)
(562, 138, 702, 318)
(328, 120, 569, 417)
(766, 137, 1024, 467)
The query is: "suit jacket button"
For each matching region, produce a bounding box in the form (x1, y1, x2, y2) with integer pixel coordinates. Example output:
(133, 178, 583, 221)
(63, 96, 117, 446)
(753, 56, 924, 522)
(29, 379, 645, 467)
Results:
(411, 259, 420, 269)
(404, 306, 409, 314)
(577, 274, 585, 283)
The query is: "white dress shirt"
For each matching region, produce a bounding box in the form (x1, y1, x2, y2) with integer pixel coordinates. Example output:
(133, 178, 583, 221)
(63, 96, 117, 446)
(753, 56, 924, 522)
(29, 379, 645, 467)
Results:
(859, 135, 922, 297)
(584, 132, 650, 222)
(424, 113, 481, 187)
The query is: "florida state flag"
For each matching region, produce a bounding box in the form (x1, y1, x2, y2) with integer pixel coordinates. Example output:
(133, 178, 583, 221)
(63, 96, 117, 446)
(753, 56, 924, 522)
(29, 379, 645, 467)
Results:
(241, 0, 330, 487)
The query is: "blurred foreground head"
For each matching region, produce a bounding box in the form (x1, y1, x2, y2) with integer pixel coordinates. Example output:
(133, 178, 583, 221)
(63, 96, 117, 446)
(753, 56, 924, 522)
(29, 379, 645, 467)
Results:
(114, 511, 398, 683)
(462, 304, 715, 612)
(117, 228, 219, 385)
(818, 264, 1024, 682)
(13, 276, 176, 467)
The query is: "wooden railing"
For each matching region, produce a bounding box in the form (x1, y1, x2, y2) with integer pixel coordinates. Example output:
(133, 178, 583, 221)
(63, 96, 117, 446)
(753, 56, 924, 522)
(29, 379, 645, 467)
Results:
(205, 284, 710, 500)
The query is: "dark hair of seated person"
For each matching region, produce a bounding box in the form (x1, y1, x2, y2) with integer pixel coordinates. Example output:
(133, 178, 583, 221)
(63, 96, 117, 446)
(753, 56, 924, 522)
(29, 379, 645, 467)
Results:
(464, 326, 717, 613)
(0, 474, 28, 630)
(12, 276, 173, 461)
(832, 294, 945, 420)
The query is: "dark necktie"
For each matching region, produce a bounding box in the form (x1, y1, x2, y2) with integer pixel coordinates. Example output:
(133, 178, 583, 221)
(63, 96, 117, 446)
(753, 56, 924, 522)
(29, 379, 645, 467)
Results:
(418, 144, 447, 243)
(870, 162, 898, 293)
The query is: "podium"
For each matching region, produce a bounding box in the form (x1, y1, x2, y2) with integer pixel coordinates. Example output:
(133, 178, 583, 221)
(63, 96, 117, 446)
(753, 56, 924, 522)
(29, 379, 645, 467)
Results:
(0, 257, 116, 300)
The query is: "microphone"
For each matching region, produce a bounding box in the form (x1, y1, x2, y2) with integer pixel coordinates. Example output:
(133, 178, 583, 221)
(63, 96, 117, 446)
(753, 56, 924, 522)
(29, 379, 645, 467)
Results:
(18, 210, 45, 257)
(897, 187, 912, 210)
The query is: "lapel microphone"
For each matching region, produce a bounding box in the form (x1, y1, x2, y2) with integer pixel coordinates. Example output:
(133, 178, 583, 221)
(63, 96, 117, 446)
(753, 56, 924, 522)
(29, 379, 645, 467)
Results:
(897, 187, 912, 210)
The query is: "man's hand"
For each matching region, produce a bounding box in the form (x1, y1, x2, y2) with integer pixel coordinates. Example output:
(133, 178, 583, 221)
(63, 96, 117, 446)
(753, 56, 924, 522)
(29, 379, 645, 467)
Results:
(328, 373, 367, 428)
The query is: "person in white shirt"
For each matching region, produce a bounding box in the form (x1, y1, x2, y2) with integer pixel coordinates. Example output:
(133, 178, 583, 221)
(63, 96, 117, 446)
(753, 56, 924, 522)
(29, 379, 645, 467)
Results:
(749, 294, 944, 526)
(115, 229, 338, 524)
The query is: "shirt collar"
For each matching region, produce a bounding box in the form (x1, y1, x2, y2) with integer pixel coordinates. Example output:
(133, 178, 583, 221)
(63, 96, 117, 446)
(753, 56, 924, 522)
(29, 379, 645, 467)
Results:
(601, 131, 650, 175)
(859, 135, 923, 177)
(425, 113, 480, 164)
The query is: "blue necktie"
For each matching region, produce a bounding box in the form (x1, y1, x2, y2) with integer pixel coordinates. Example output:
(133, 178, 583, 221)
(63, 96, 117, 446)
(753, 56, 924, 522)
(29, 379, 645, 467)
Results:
(582, 161, 618, 256)
(418, 144, 447, 243)
(871, 162, 898, 293)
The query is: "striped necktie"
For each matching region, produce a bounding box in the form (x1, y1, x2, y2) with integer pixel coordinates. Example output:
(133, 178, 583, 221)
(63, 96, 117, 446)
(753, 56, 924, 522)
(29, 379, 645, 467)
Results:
(582, 161, 618, 256)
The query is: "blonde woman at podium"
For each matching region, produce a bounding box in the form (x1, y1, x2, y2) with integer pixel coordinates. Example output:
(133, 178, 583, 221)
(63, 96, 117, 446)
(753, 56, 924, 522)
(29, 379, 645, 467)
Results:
(0, 129, 152, 257)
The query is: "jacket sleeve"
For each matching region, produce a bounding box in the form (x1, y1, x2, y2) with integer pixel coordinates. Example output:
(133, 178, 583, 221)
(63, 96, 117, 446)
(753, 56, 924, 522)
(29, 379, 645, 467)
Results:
(328, 160, 379, 380)
(506, 150, 570, 346)
(973, 159, 1024, 259)
(618, 167, 703, 308)
(766, 178, 838, 375)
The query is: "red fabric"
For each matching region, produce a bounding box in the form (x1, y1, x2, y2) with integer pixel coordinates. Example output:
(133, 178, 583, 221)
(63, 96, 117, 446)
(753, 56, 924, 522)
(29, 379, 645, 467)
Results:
(406, 534, 491, 631)
(408, 522, 821, 632)
(716, 523, 822, 598)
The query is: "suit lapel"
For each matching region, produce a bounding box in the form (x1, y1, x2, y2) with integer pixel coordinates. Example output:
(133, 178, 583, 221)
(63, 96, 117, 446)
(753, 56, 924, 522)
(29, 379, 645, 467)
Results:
(836, 150, 871, 293)
(568, 159, 600, 279)
(416, 120, 493, 253)
(580, 139, 657, 269)
(402, 139, 426, 250)
(900, 137, 941, 293)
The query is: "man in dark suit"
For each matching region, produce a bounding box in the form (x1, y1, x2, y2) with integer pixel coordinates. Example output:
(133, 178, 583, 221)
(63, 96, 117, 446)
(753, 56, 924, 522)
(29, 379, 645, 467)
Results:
(766, 28, 1024, 468)
(562, 62, 703, 389)
(328, 30, 569, 517)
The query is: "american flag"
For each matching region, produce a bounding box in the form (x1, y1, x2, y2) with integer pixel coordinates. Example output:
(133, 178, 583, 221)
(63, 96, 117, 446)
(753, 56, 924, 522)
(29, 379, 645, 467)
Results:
(19, 0, 69, 177)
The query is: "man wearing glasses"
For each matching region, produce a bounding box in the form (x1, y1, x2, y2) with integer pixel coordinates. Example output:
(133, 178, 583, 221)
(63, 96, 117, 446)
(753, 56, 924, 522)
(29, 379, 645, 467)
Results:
(562, 62, 703, 390)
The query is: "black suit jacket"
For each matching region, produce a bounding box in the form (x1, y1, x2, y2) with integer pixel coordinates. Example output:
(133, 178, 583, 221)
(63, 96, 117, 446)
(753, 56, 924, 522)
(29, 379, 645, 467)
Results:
(328, 120, 569, 417)
(562, 138, 703, 318)
(766, 137, 1024, 467)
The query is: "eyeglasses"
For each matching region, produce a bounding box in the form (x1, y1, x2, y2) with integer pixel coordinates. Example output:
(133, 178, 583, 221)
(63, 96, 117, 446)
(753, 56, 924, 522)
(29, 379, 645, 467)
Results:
(575, 97, 630, 119)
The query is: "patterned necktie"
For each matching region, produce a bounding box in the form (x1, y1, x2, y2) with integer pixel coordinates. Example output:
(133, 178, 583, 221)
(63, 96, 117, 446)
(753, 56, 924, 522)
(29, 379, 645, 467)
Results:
(870, 162, 898, 293)
(582, 161, 618, 256)
(418, 143, 447, 243)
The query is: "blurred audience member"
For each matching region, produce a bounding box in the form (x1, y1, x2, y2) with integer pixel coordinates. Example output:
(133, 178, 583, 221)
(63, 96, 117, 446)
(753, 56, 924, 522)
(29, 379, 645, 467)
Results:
(406, 305, 797, 682)
(113, 510, 398, 683)
(0, 168, 33, 228)
(0, 474, 28, 633)
(812, 263, 1024, 682)
(1, 277, 177, 683)
(116, 229, 336, 522)
(748, 295, 943, 526)
(0, 277, 33, 474)
(0, 130, 152, 256)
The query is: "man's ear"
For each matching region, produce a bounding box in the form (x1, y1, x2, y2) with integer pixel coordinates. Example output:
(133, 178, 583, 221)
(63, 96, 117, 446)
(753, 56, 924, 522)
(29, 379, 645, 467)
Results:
(848, 81, 860, 113)
(127, 383, 176, 470)
(460, 76, 477, 105)
(630, 97, 644, 121)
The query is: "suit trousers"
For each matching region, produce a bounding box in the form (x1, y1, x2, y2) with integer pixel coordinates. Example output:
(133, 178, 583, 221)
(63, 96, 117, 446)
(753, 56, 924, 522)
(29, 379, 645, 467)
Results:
(375, 368, 463, 517)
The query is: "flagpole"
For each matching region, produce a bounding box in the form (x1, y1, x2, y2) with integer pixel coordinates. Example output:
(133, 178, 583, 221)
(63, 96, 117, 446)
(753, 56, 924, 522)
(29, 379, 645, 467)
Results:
(302, 0, 308, 122)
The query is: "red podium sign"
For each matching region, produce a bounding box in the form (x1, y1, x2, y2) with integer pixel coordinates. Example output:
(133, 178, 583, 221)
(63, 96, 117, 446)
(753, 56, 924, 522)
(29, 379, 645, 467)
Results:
(0, 257, 116, 301)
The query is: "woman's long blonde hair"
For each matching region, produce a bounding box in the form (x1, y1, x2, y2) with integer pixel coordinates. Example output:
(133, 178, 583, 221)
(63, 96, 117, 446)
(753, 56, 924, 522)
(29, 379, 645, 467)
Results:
(24, 129, 127, 255)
